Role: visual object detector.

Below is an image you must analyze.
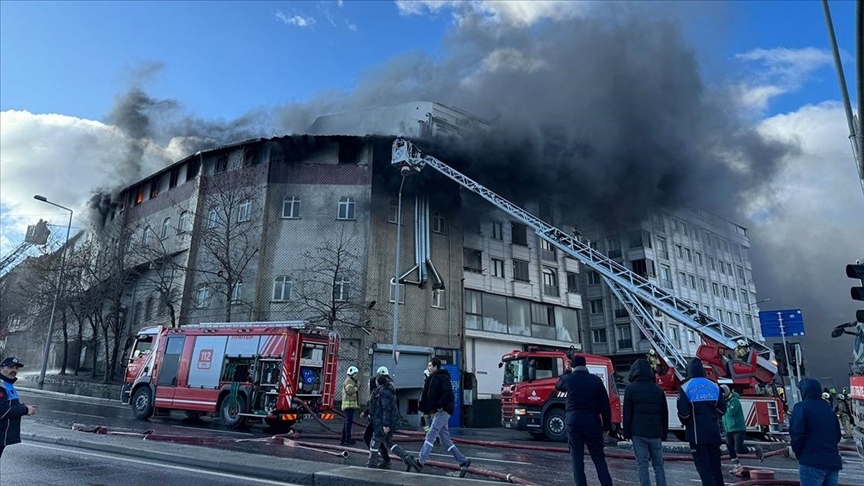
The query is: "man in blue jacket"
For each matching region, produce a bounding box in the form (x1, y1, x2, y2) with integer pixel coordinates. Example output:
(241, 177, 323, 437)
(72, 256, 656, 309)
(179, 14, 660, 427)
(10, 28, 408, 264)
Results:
(1, 357, 36, 459)
(555, 354, 613, 486)
(677, 358, 726, 486)
(790, 378, 842, 486)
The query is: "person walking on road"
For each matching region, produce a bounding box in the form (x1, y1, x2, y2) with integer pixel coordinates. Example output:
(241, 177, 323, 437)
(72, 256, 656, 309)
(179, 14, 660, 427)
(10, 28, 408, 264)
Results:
(419, 369, 431, 432)
(555, 354, 613, 486)
(415, 358, 471, 477)
(340, 366, 360, 445)
(677, 358, 726, 486)
(361, 366, 390, 465)
(367, 372, 420, 471)
(623, 358, 668, 486)
(0, 357, 35, 459)
(790, 378, 842, 486)
(721, 385, 764, 469)
(835, 394, 854, 439)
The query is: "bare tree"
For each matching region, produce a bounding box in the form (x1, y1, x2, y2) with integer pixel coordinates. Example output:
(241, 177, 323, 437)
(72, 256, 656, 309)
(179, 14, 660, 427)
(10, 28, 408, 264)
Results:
(194, 153, 266, 322)
(130, 214, 190, 328)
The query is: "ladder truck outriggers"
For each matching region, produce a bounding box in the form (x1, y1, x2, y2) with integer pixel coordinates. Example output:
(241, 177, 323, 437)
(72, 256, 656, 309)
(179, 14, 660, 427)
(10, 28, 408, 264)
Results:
(391, 137, 784, 441)
(121, 321, 340, 432)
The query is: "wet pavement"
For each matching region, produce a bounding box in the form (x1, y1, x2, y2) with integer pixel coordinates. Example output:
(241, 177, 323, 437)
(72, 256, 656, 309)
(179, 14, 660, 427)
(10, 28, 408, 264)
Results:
(15, 387, 864, 485)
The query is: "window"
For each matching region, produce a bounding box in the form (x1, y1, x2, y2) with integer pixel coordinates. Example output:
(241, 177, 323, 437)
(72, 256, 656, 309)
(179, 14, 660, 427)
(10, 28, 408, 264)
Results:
(337, 197, 356, 220)
(542, 268, 558, 297)
(511, 222, 528, 245)
(696, 252, 703, 266)
(700, 278, 708, 292)
(215, 156, 228, 173)
(491, 258, 505, 278)
(161, 217, 171, 239)
(592, 328, 607, 343)
(513, 260, 529, 282)
(145, 296, 154, 320)
(590, 299, 604, 314)
(272, 276, 292, 301)
(660, 265, 672, 289)
(491, 222, 504, 240)
(607, 237, 621, 258)
(431, 211, 446, 234)
(566, 272, 579, 293)
(432, 289, 445, 308)
(731, 290, 738, 302)
(231, 281, 244, 303)
(688, 330, 697, 343)
(150, 180, 159, 199)
(741, 290, 749, 304)
(463, 248, 482, 273)
(238, 199, 252, 222)
(169, 169, 179, 189)
(282, 196, 300, 219)
(631, 258, 654, 277)
(186, 160, 199, 180)
(689, 274, 697, 290)
(709, 257, 716, 271)
(657, 237, 669, 259)
(333, 276, 350, 301)
(464, 289, 482, 328)
(196, 286, 209, 308)
(676, 244, 684, 259)
(671, 326, 680, 346)
(617, 325, 633, 349)
(133, 302, 143, 325)
(627, 230, 644, 249)
(716, 307, 723, 319)
(541, 240, 557, 261)
(685, 248, 692, 262)
(678, 271, 687, 286)
(142, 227, 152, 246)
(735, 313, 742, 328)
(531, 302, 555, 326)
(712, 282, 720, 296)
(178, 211, 190, 233)
(587, 270, 601, 285)
(727, 311, 734, 324)
(722, 286, 730, 299)
(389, 279, 406, 304)
(736, 265, 746, 284)
(208, 207, 220, 229)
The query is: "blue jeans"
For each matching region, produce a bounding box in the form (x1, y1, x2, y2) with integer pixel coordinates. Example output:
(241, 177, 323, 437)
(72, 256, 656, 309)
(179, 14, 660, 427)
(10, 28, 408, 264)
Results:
(632, 436, 667, 486)
(799, 464, 839, 486)
(418, 411, 468, 466)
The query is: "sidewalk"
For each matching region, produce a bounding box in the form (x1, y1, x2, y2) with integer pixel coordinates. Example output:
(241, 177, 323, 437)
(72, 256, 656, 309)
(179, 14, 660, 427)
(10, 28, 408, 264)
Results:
(20, 422, 502, 486)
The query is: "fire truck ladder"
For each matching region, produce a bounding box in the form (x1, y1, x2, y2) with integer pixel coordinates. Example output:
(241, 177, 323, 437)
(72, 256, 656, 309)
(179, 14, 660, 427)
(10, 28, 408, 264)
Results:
(0, 242, 33, 274)
(391, 138, 777, 378)
(320, 333, 339, 405)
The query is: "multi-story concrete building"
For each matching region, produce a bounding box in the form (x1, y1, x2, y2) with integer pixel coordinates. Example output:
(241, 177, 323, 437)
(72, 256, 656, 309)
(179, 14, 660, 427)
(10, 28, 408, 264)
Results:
(577, 209, 764, 378)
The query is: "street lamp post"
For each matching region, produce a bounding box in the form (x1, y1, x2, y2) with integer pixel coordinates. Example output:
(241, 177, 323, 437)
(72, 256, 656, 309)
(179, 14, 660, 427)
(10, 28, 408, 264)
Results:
(33, 195, 73, 390)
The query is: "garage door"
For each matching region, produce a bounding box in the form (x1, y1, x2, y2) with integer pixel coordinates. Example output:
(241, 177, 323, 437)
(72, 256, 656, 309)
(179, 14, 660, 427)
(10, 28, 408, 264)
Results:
(371, 351, 430, 390)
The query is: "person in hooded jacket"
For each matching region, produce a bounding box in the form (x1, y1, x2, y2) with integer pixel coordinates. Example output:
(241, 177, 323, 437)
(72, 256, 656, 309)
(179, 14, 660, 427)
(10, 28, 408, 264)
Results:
(0, 357, 36, 459)
(416, 358, 471, 477)
(367, 372, 421, 471)
(361, 366, 390, 466)
(790, 378, 842, 486)
(720, 384, 763, 468)
(677, 358, 726, 486)
(555, 354, 613, 486)
(623, 358, 668, 486)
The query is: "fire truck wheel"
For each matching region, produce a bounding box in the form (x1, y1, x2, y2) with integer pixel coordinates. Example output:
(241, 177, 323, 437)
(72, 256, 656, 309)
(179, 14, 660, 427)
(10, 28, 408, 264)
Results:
(265, 417, 295, 433)
(543, 408, 567, 442)
(131, 387, 154, 420)
(219, 395, 247, 429)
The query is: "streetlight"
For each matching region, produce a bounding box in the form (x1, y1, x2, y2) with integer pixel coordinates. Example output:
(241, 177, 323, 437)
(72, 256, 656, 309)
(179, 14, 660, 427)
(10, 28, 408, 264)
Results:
(392, 170, 410, 365)
(33, 195, 73, 390)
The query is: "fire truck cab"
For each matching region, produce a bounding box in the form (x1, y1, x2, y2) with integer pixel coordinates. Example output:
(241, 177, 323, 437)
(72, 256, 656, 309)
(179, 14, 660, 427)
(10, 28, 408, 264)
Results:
(500, 349, 621, 442)
(121, 321, 339, 432)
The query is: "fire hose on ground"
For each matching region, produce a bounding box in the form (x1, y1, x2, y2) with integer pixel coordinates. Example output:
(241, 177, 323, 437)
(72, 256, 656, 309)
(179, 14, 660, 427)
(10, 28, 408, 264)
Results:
(729, 481, 859, 486)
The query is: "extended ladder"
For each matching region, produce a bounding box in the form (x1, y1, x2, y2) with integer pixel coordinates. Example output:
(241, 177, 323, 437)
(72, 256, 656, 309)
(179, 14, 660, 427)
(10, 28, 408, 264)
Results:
(0, 242, 33, 274)
(319, 332, 340, 406)
(392, 138, 777, 378)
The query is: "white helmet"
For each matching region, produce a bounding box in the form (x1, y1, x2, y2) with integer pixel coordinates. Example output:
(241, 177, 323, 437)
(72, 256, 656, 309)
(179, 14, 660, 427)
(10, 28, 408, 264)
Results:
(837, 394, 845, 400)
(822, 392, 830, 400)
(376, 366, 390, 376)
(737, 339, 747, 347)
(346, 366, 359, 376)
(648, 349, 656, 356)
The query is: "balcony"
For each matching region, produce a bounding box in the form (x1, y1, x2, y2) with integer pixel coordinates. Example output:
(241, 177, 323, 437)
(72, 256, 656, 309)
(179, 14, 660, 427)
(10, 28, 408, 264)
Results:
(541, 248, 557, 261)
(617, 338, 633, 349)
(543, 284, 559, 297)
(607, 249, 622, 259)
(614, 309, 629, 319)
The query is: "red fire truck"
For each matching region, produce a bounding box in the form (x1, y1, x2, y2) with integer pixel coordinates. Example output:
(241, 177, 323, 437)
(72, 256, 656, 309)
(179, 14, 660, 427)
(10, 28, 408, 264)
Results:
(500, 349, 622, 442)
(121, 321, 339, 431)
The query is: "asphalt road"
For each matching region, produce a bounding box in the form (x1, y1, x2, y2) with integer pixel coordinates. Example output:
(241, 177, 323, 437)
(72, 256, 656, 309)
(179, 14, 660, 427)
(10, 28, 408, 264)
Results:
(16, 389, 864, 485)
(0, 441, 303, 486)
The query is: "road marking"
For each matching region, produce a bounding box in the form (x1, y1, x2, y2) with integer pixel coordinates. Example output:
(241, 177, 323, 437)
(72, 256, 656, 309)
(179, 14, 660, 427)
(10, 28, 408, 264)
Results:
(407, 449, 530, 465)
(171, 425, 254, 436)
(22, 443, 300, 485)
(19, 391, 128, 409)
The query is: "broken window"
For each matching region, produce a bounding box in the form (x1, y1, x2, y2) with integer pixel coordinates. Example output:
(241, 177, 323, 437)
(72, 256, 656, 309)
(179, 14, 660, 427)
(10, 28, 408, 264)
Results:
(511, 222, 528, 245)
(215, 156, 228, 174)
(463, 248, 482, 273)
(169, 169, 179, 189)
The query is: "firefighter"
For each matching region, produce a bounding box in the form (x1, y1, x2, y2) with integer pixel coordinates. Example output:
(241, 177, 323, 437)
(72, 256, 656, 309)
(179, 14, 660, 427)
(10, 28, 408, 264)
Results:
(367, 370, 421, 471)
(361, 366, 390, 466)
(646, 350, 660, 373)
(733, 340, 750, 361)
(822, 392, 831, 403)
(836, 394, 854, 439)
(340, 366, 360, 446)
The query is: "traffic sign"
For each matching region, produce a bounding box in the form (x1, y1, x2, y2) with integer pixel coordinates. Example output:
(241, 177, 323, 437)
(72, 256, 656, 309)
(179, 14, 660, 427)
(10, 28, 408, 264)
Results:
(759, 309, 805, 337)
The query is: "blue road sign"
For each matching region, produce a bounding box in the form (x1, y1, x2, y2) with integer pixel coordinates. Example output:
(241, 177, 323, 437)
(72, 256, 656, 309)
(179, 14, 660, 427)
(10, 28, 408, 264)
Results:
(759, 309, 805, 337)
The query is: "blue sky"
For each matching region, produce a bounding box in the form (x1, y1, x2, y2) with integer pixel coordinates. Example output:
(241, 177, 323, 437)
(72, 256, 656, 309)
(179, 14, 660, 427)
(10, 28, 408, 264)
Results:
(0, 1, 857, 122)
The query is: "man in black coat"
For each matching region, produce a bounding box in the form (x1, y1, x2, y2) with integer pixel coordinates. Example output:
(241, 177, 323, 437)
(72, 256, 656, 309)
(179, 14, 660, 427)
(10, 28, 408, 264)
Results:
(1, 357, 36, 459)
(555, 354, 613, 486)
(416, 358, 471, 477)
(677, 358, 726, 486)
(790, 378, 842, 484)
(623, 358, 668, 486)
(366, 372, 420, 470)
(361, 366, 390, 466)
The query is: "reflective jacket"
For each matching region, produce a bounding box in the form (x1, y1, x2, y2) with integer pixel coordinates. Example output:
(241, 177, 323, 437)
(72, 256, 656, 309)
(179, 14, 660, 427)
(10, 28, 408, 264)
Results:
(676, 358, 726, 446)
(341, 376, 359, 411)
(0, 374, 28, 447)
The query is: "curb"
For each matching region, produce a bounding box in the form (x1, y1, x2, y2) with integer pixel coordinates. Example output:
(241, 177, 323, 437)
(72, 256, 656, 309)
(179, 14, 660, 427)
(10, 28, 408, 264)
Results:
(17, 386, 122, 405)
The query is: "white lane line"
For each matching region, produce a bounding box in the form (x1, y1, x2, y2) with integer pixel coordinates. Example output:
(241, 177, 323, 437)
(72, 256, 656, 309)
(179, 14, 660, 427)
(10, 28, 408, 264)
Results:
(407, 449, 531, 465)
(22, 443, 300, 485)
(170, 425, 254, 436)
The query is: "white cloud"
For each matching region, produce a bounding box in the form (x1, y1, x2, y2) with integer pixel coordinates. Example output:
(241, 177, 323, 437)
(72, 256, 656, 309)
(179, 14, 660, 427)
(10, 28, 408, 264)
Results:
(346, 20, 358, 32)
(395, 1, 589, 27)
(276, 11, 316, 28)
(0, 110, 186, 255)
(734, 47, 834, 112)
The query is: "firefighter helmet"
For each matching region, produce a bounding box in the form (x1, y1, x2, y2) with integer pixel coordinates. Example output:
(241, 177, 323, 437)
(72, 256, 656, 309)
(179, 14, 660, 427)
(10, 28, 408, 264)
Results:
(648, 349, 656, 356)
(837, 394, 845, 400)
(737, 339, 747, 347)
(346, 366, 359, 376)
(376, 366, 389, 376)
(822, 392, 830, 400)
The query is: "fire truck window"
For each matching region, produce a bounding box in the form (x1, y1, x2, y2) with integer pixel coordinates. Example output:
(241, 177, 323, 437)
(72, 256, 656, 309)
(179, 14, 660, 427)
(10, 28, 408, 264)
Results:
(503, 359, 525, 385)
(161, 336, 185, 387)
(533, 357, 557, 379)
(132, 336, 153, 358)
